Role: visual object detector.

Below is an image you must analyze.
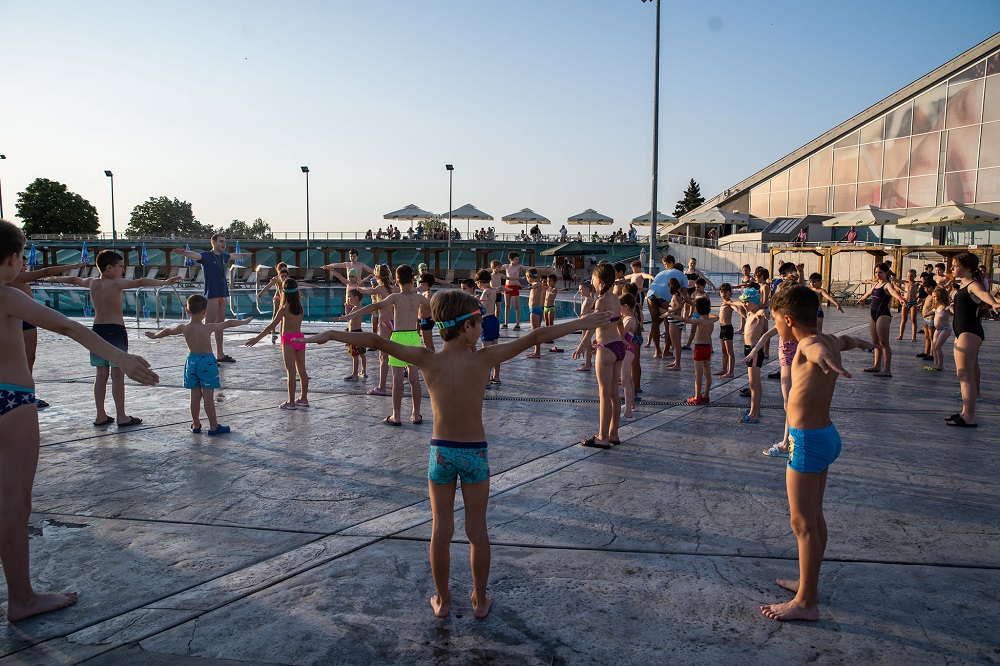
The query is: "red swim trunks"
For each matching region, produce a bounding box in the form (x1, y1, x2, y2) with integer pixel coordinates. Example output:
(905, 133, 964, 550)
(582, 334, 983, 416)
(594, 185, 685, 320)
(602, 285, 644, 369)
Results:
(504, 284, 520, 298)
(693, 344, 713, 361)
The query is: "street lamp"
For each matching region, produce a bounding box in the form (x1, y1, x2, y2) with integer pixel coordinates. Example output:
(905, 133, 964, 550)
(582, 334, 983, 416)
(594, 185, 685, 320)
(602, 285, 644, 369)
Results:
(0, 154, 6, 220)
(445, 164, 454, 268)
(104, 170, 116, 246)
(301, 166, 310, 270)
(641, 0, 661, 274)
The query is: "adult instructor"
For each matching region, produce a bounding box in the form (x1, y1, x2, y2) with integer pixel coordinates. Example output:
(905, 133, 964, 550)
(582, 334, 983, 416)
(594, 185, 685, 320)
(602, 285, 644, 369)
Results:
(645, 255, 689, 358)
(173, 234, 250, 362)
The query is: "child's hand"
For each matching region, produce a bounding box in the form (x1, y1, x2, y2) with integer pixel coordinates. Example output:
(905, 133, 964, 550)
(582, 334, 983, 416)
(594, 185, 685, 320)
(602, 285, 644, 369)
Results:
(240, 317, 253, 325)
(120, 353, 159, 385)
(144, 331, 157, 339)
(166, 276, 182, 285)
(571, 347, 583, 360)
(245, 337, 259, 348)
(578, 311, 613, 329)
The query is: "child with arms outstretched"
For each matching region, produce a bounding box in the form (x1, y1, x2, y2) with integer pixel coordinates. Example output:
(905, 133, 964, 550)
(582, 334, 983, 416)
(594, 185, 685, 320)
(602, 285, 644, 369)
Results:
(245, 278, 309, 409)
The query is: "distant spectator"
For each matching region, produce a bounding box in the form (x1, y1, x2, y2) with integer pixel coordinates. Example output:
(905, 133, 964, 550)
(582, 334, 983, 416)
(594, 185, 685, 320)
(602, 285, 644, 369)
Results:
(796, 228, 807, 245)
(844, 226, 858, 243)
(365, 229, 374, 240)
(416, 222, 424, 240)
(560, 225, 568, 242)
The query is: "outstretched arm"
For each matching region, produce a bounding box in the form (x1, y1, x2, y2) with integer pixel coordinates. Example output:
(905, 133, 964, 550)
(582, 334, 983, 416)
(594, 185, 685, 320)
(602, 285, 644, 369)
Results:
(968, 281, 1000, 312)
(145, 324, 186, 339)
(245, 310, 283, 346)
(817, 288, 844, 311)
(296, 329, 433, 367)
(334, 296, 389, 322)
(741, 327, 779, 363)
(485, 311, 611, 365)
(172, 248, 202, 260)
(119, 276, 182, 289)
(43, 276, 91, 287)
(18, 263, 86, 282)
(208, 317, 253, 333)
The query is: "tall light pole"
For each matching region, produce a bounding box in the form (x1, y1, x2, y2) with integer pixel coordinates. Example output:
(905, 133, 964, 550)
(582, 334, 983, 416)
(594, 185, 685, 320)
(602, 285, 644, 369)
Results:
(301, 166, 310, 270)
(445, 164, 454, 269)
(104, 170, 116, 246)
(642, 0, 661, 274)
(0, 154, 6, 220)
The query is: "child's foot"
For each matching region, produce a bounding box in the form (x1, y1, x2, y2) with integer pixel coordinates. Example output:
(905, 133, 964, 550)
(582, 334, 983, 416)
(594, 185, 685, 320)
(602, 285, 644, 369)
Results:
(712, 370, 726, 376)
(698, 396, 710, 404)
(576, 364, 591, 371)
(739, 413, 760, 424)
(430, 594, 450, 618)
(117, 416, 143, 427)
(524, 352, 541, 359)
(279, 402, 297, 410)
(359, 372, 367, 379)
(207, 425, 231, 436)
(295, 398, 310, 407)
(719, 373, 734, 378)
(873, 371, 892, 377)
(686, 396, 701, 405)
(343, 375, 359, 381)
(763, 443, 788, 458)
(513, 324, 521, 330)
(760, 600, 819, 622)
(500, 323, 508, 330)
(580, 436, 611, 449)
(862, 366, 880, 373)
(490, 377, 501, 384)
(410, 414, 423, 424)
(665, 365, 680, 371)
(775, 578, 799, 593)
(472, 595, 493, 619)
(190, 423, 202, 433)
(7, 591, 78, 622)
(895, 335, 903, 340)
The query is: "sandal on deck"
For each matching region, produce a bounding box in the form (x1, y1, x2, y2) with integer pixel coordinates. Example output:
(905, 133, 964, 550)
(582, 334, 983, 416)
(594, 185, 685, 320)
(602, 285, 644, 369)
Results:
(946, 415, 977, 427)
(580, 436, 610, 449)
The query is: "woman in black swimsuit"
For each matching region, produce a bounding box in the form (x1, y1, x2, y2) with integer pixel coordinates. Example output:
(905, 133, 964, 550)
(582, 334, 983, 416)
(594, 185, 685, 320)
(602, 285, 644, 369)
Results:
(948, 252, 1000, 427)
(859, 263, 905, 377)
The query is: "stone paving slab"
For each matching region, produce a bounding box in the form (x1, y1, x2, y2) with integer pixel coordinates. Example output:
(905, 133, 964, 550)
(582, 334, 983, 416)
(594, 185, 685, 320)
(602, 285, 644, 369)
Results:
(1, 309, 998, 664)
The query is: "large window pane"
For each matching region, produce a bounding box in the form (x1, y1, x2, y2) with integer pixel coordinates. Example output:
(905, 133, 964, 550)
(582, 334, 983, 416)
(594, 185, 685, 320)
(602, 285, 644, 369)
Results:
(789, 162, 809, 190)
(946, 79, 984, 129)
(808, 148, 832, 187)
(750, 193, 769, 218)
(984, 75, 1000, 123)
(981, 121, 1000, 168)
(769, 190, 788, 217)
(907, 175, 937, 207)
(833, 184, 857, 213)
(976, 166, 1000, 202)
(885, 102, 912, 139)
(909, 132, 940, 176)
(857, 181, 881, 208)
(861, 117, 884, 144)
(989, 52, 1000, 77)
(912, 84, 947, 134)
(833, 146, 859, 184)
(883, 138, 911, 180)
(770, 170, 789, 192)
(787, 189, 807, 216)
(807, 187, 830, 214)
(881, 179, 908, 209)
(946, 125, 981, 172)
(945, 171, 976, 203)
(949, 60, 986, 85)
(833, 131, 859, 149)
(751, 181, 770, 197)
(858, 142, 883, 181)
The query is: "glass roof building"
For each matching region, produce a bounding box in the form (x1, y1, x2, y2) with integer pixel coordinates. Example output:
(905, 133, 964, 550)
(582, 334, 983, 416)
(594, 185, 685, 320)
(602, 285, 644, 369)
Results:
(684, 31, 1000, 244)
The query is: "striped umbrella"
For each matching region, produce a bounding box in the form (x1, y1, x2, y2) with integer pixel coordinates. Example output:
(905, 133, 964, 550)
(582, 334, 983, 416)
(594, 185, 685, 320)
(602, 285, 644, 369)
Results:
(140, 243, 149, 265)
(26, 244, 40, 267)
(80, 242, 90, 265)
(183, 244, 196, 267)
(234, 241, 245, 266)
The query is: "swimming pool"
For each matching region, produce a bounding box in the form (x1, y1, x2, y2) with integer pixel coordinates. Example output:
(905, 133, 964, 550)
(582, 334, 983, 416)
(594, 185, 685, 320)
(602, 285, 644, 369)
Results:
(29, 286, 582, 323)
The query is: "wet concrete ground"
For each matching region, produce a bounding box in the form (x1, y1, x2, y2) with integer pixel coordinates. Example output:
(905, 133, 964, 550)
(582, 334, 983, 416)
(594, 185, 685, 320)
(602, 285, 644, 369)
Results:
(2, 307, 998, 665)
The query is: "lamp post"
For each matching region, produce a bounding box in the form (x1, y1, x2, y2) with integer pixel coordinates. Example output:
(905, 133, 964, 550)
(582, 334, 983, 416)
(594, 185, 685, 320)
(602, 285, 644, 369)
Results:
(301, 166, 310, 270)
(641, 0, 661, 274)
(445, 164, 454, 269)
(104, 170, 116, 246)
(0, 154, 6, 220)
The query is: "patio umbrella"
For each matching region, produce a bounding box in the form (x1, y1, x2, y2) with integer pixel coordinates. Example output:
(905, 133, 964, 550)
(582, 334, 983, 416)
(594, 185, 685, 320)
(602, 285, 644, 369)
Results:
(567, 209, 614, 238)
(383, 204, 438, 221)
(80, 242, 90, 265)
(234, 241, 244, 266)
(26, 244, 40, 267)
(897, 201, 1000, 228)
(440, 203, 493, 239)
(677, 207, 749, 239)
(183, 244, 196, 267)
(821, 205, 902, 227)
(631, 211, 678, 235)
(501, 208, 551, 236)
(140, 243, 149, 265)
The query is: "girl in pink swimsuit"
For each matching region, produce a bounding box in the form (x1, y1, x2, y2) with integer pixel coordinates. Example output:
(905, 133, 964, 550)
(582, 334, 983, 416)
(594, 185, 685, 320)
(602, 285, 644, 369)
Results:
(245, 278, 309, 410)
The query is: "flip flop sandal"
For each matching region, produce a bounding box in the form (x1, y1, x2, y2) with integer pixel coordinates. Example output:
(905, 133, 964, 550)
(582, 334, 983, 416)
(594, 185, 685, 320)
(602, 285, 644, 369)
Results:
(207, 425, 231, 436)
(410, 416, 423, 424)
(117, 416, 143, 427)
(295, 400, 310, 407)
(946, 416, 978, 427)
(580, 436, 610, 449)
(190, 425, 202, 433)
(686, 397, 701, 405)
(944, 412, 962, 421)
(367, 387, 388, 396)
(217, 355, 236, 363)
(383, 416, 402, 426)
(279, 402, 297, 410)
(763, 443, 789, 458)
(93, 416, 115, 426)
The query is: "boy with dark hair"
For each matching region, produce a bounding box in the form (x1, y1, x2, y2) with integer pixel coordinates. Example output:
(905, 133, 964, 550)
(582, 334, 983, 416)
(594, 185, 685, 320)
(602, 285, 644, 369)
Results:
(46, 249, 179, 427)
(296, 289, 610, 619)
(475, 270, 502, 384)
(523, 268, 546, 358)
(760, 285, 871, 622)
(500, 252, 525, 330)
(334, 264, 429, 425)
(676, 297, 718, 404)
(0, 220, 159, 621)
(145, 295, 251, 434)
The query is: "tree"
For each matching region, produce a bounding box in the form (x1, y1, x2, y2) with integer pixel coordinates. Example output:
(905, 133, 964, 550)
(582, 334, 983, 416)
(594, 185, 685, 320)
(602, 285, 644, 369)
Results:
(126, 197, 212, 237)
(220, 218, 273, 240)
(16, 178, 100, 235)
(673, 178, 705, 218)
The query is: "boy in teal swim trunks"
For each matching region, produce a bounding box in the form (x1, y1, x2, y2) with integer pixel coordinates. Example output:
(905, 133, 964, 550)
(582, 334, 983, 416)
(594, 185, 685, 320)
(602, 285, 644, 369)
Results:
(295, 290, 611, 619)
(145, 294, 252, 435)
(760, 285, 871, 623)
(334, 264, 430, 426)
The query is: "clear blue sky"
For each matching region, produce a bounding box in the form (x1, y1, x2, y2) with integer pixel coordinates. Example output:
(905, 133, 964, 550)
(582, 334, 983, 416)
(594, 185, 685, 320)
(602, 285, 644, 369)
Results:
(2, 1, 998, 237)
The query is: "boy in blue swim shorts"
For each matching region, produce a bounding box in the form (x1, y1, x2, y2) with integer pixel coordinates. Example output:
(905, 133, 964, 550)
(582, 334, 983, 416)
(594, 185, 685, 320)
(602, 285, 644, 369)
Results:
(296, 289, 612, 620)
(146, 294, 252, 435)
(760, 285, 871, 623)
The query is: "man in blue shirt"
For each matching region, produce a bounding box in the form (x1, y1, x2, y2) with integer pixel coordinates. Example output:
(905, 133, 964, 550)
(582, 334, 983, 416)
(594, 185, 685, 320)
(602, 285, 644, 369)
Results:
(173, 234, 250, 362)
(646, 255, 689, 358)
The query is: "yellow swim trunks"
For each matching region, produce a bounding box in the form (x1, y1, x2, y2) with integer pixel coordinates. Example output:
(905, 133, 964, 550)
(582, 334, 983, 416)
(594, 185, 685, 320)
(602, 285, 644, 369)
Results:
(389, 329, 422, 367)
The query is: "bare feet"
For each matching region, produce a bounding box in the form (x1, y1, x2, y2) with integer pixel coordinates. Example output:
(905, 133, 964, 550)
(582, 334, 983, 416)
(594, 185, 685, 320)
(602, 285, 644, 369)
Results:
(873, 371, 892, 377)
(430, 594, 450, 618)
(472, 595, 493, 619)
(862, 366, 880, 373)
(524, 352, 541, 359)
(712, 370, 726, 376)
(665, 365, 680, 371)
(7, 591, 78, 622)
(895, 335, 902, 340)
(760, 599, 818, 621)
(719, 373, 734, 378)
(775, 578, 799, 593)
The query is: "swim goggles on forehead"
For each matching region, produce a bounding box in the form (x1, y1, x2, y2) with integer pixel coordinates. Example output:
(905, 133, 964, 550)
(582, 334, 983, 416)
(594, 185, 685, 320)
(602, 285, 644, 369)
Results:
(436, 306, 485, 329)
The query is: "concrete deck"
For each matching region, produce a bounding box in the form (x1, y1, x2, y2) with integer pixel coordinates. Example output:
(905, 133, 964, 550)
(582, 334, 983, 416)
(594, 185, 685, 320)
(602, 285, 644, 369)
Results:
(2, 308, 998, 665)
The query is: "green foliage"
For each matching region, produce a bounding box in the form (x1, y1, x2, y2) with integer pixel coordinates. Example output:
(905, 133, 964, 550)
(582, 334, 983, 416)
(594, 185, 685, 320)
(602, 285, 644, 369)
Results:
(16, 178, 100, 235)
(126, 197, 212, 237)
(220, 218, 273, 240)
(673, 178, 705, 218)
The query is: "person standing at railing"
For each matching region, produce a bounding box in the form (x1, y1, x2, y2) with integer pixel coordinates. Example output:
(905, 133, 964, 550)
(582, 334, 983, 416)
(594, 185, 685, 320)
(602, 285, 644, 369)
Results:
(172, 235, 250, 363)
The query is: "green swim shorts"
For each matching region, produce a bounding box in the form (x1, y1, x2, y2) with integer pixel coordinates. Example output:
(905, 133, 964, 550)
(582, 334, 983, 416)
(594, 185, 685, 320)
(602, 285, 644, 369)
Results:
(389, 329, 422, 367)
